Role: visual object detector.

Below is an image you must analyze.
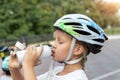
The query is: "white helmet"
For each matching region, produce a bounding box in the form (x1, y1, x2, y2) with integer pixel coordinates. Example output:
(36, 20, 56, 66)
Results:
(54, 14, 108, 54)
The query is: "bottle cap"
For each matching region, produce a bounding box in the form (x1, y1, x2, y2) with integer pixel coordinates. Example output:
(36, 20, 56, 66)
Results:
(15, 41, 26, 50)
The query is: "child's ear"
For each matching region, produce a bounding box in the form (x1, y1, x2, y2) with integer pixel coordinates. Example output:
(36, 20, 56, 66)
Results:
(73, 45, 84, 56)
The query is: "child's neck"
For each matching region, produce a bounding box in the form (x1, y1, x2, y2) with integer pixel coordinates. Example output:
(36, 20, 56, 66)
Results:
(57, 63, 82, 76)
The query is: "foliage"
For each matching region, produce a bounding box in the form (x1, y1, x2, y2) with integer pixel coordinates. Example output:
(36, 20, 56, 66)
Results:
(95, 0, 120, 28)
(104, 27, 120, 35)
(0, 0, 119, 40)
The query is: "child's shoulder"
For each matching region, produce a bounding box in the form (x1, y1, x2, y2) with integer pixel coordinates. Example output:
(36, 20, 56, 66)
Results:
(66, 69, 88, 80)
(71, 69, 87, 77)
(54, 67, 88, 80)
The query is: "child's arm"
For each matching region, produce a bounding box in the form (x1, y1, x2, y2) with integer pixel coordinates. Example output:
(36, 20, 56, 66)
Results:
(22, 45, 43, 80)
(10, 68, 24, 80)
(22, 64, 37, 80)
(9, 52, 24, 80)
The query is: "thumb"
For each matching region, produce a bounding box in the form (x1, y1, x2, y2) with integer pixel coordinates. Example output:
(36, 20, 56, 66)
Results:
(37, 44, 43, 58)
(10, 51, 17, 60)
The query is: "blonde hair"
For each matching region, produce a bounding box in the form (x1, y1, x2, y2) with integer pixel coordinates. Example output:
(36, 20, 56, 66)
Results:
(76, 41, 89, 70)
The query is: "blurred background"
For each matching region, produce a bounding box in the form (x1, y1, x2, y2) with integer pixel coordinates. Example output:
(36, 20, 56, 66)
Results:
(0, 0, 120, 46)
(0, 0, 120, 80)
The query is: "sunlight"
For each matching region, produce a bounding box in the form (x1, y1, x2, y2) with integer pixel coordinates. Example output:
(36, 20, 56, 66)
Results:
(103, 0, 120, 3)
(118, 9, 120, 15)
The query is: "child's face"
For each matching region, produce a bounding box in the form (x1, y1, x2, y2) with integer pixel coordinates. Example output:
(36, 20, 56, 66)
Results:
(51, 30, 72, 62)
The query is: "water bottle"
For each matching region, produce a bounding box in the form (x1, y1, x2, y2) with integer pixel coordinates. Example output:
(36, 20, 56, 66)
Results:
(14, 41, 52, 64)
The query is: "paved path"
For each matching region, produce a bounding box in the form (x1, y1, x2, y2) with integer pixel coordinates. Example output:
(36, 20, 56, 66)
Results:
(86, 38, 120, 80)
(0, 35, 120, 80)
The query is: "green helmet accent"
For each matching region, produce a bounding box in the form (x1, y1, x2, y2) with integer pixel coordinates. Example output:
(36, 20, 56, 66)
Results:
(58, 22, 80, 36)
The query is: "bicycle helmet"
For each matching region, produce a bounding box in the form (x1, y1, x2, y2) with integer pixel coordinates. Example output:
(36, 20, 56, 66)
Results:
(54, 14, 108, 54)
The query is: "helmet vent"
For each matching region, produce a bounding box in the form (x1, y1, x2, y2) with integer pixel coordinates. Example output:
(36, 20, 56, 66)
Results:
(87, 25, 100, 35)
(73, 26, 83, 29)
(73, 30, 91, 35)
(103, 34, 108, 40)
(64, 22, 82, 26)
(62, 18, 71, 20)
(92, 39, 104, 43)
(77, 18, 90, 22)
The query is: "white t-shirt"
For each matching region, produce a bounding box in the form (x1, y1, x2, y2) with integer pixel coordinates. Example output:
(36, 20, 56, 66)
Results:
(37, 66, 88, 80)
(0, 75, 12, 80)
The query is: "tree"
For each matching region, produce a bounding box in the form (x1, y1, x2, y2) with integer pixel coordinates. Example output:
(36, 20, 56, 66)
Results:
(0, 0, 119, 40)
(95, 0, 120, 27)
(0, 0, 55, 40)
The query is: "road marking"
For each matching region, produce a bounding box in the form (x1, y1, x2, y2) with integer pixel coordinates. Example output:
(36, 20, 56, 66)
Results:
(92, 69, 120, 80)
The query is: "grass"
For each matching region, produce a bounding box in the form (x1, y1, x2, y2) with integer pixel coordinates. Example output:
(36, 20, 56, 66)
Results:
(104, 27, 120, 35)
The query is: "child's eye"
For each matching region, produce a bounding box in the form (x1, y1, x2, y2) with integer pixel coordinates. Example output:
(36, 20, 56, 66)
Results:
(59, 41, 63, 44)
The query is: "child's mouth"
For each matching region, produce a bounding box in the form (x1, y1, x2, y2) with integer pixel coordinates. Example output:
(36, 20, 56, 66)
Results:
(51, 50, 55, 57)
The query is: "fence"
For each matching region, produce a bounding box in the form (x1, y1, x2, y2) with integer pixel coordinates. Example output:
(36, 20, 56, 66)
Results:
(0, 33, 53, 47)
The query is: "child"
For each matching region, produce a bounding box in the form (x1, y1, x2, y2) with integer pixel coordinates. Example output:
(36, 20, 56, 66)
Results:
(0, 56, 12, 80)
(8, 14, 108, 80)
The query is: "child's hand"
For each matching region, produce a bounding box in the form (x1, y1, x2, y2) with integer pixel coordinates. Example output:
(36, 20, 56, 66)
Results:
(22, 45, 43, 67)
(8, 51, 20, 70)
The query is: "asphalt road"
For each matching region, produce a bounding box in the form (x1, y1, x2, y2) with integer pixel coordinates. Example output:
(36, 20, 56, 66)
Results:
(86, 38, 120, 80)
(0, 38, 120, 80)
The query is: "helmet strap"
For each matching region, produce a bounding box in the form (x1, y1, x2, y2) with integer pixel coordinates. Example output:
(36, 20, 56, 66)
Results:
(64, 38, 82, 64)
(65, 57, 83, 64)
(64, 38, 86, 64)
(65, 38, 76, 61)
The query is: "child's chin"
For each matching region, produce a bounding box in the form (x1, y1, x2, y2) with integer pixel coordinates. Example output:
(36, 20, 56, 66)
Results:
(52, 58, 59, 62)
(52, 57, 56, 60)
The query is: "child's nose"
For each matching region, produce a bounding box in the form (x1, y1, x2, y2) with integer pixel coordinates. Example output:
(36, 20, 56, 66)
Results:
(51, 41, 57, 48)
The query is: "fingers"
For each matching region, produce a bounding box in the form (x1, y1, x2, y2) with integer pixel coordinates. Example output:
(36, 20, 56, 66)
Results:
(23, 45, 38, 66)
(26, 44, 43, 57)
(26, 45, 35, 51)
(9, 51, 20, 70)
